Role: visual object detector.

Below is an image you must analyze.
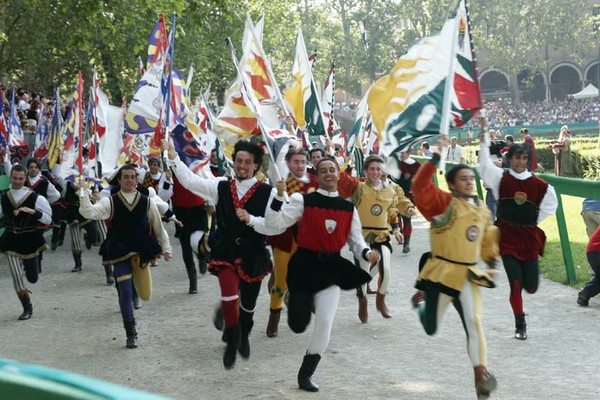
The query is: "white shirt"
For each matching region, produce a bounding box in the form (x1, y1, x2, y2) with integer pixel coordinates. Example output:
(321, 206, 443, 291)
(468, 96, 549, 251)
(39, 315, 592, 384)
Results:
(0, 186, 52, 225)
(27, 173, 61, 204)
(446, 144, 464, 163)
(265, 189, 371, 260)
(78, 189, 172, 254)
(478, 143, 558, 224)
(169, 156, 280, 236)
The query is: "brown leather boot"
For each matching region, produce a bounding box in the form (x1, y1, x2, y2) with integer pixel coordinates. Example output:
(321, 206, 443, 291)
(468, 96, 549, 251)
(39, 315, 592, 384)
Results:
(358, 295, 368, 323)
(375, 293, 392, 318)
(266, 308, 281, 338)
(474, 365, 497, 398)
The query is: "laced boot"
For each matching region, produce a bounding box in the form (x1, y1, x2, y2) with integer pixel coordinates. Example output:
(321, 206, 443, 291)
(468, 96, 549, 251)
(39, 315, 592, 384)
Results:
(266, 308, 282, 338)
(124, 319, 138, 349)
(376, 292, 393, 318)
(238, 310, 254, 358)
(223, 326, 241, 369)
(514, 314, 527, 340)
(474, 365, 497, 398)
(17, 291, 33, 321)
(298, 353, 321, 392)
(71, 251, 82, 272)
(104, 265, 115, 285)
(358, 295, 368, 323)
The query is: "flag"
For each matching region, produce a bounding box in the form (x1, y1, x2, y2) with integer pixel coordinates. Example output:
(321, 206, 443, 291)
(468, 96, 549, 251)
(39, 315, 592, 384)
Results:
(367, 16, 459, 156)
(0, 89, 9, 149)
(76, 71, 85, 176)
(33, 100, 49, 160)
(146, 15, 168, 69)
(47, 88, 63, 169)
(59, 74, 85, 178)
(91, 68, 107, 138)
(346, 85, 371, 155)
(284, 29, 327, 136)
(321, 62, 336, 137)
(451, 0, 483, 126)
(308, 49, 317, 68)
(9, 86, 29, 161)
(214, 15, 279, 145)
(99, 104, 125, 177)
(185, 63, 194, 92)
(139, 57, 145, 77)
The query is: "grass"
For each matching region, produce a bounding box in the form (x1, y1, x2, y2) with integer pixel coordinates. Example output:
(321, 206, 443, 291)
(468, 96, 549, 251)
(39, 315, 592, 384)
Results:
(538, 195, 591, 287)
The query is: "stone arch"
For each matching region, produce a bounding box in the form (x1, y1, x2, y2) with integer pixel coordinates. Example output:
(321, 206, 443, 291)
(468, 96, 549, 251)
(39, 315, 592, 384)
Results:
(584, 61, 600, 88)
(549, 63, 582, 100)
(517, 69, 547, 102)
(479, 68, 510, 100)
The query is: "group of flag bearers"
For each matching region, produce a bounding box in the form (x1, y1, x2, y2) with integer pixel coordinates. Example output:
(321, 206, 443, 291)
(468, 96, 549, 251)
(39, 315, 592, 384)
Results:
(0, 1, 566, 397)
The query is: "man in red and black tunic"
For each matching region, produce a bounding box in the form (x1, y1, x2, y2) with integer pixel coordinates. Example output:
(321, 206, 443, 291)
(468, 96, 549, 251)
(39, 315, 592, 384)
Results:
(166, 139, 280, 369)
(479, 142, 557, 340)
(265, 157, 379, 392)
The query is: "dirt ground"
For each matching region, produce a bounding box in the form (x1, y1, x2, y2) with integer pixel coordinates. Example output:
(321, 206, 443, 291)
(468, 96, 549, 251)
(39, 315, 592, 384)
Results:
(1, 218, 599, 399)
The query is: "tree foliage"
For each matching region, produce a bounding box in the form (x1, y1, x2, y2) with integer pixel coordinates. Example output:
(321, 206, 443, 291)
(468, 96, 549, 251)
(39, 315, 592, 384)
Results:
(0, 0, 596, 105)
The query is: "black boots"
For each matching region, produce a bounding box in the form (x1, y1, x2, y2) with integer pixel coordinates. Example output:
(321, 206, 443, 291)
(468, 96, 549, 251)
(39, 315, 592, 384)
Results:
(51, 226, 60, 251)
(223, 326, 241, 369)
(18, 291, 33, 321)
(402, 235, 411, 254)
(71, 251, 82, 272)
(198, 258, 208, 274)
(515, 314, 527, 340)
(189, 277, 198, 294)
(298, 353, 321, 392)
(104, 265, 115, 285)
(239, 310, 254, 359)
(124, 319, 138, 349)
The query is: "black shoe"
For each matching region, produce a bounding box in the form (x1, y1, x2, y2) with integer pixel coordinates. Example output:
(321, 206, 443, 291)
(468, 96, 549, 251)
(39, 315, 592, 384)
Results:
(84, 232, 92, 250)
(71, 252, 82, 272)
(223, 326, 240, 369)
(198, 259, 208, 274)
(104, 265, 115, 286)
(189, 278, 198, 294)
(238, 309, 253, 359)
(133, 294, 143, 310)
(577, 290, 590, 307)
(51, 240, 58, 251)
(124, 320, 138, 349)
(514, 314, 527, 340)
(18, 293, 33, 321)
(213, 305, 224, 331)
(298, 353, 321, 392)
(402, 245, 410, 254)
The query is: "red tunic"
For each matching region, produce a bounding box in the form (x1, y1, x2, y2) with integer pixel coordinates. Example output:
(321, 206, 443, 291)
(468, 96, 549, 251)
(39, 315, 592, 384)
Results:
(496, 171, 548, 260)
(171, 177, 205, 208)
(587, 225, 600, 254)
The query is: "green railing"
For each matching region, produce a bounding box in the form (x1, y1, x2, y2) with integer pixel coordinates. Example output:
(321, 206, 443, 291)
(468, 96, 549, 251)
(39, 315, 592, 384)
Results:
(414, 157, 600, 283)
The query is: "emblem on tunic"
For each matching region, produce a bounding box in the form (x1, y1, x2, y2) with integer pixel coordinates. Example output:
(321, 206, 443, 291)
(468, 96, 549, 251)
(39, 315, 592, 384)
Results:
(466, 225, 479, 242)
(514, 191, 527, 206)
(325, 219, 337, 234)
(371, 204, 383, 216)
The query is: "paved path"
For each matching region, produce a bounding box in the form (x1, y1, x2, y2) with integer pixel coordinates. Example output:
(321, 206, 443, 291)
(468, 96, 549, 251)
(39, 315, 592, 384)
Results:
(1, 219, 598, 399)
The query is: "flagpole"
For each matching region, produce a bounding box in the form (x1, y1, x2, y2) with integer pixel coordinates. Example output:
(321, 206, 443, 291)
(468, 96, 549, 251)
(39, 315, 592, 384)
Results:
(162, 12, 176, 165)
(438, 16, 459, 172)
(77, 70, 84, 178)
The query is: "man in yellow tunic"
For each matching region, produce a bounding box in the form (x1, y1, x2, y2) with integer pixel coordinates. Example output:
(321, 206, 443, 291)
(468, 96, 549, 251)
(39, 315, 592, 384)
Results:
(411, 153, 499, 399)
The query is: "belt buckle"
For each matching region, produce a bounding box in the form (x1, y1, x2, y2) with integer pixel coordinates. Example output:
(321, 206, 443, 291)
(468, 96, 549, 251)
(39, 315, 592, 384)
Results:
(235, 237, 242, 245)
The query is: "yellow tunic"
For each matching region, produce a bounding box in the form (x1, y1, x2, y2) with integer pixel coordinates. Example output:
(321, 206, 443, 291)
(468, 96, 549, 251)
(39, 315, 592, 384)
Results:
(418, 196, 499, 296)
(352, 182, 399, 244)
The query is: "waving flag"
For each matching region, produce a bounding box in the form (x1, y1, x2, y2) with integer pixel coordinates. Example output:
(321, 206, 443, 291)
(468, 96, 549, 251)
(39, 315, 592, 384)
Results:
(321, 62, 336, 136)
(60, 73, 85, 179)
(0, 89, 9, 149)
(367, 16, 458, 156)
(91, 68, 107, 138)
(214, 15, 280, 145)
(33, 101, 50, 160)
(47, 89, 63, 169)
(9, 86, 29, 161)
(451, 0, 483, 126)
(146, 15, 168, 69)
(284, 29, 327, 136)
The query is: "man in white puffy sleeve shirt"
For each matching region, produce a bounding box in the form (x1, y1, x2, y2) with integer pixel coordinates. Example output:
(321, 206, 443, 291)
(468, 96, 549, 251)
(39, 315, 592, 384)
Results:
(0, 164, 52, 321)
(79, 164, 172, 350)
(265, 157, 379, 393)
(164, 138, 281, 370)
(479, 135, 557, 341)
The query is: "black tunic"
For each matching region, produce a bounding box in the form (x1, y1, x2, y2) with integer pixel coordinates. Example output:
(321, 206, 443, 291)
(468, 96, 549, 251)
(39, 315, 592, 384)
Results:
(0, 190, 48, 258)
